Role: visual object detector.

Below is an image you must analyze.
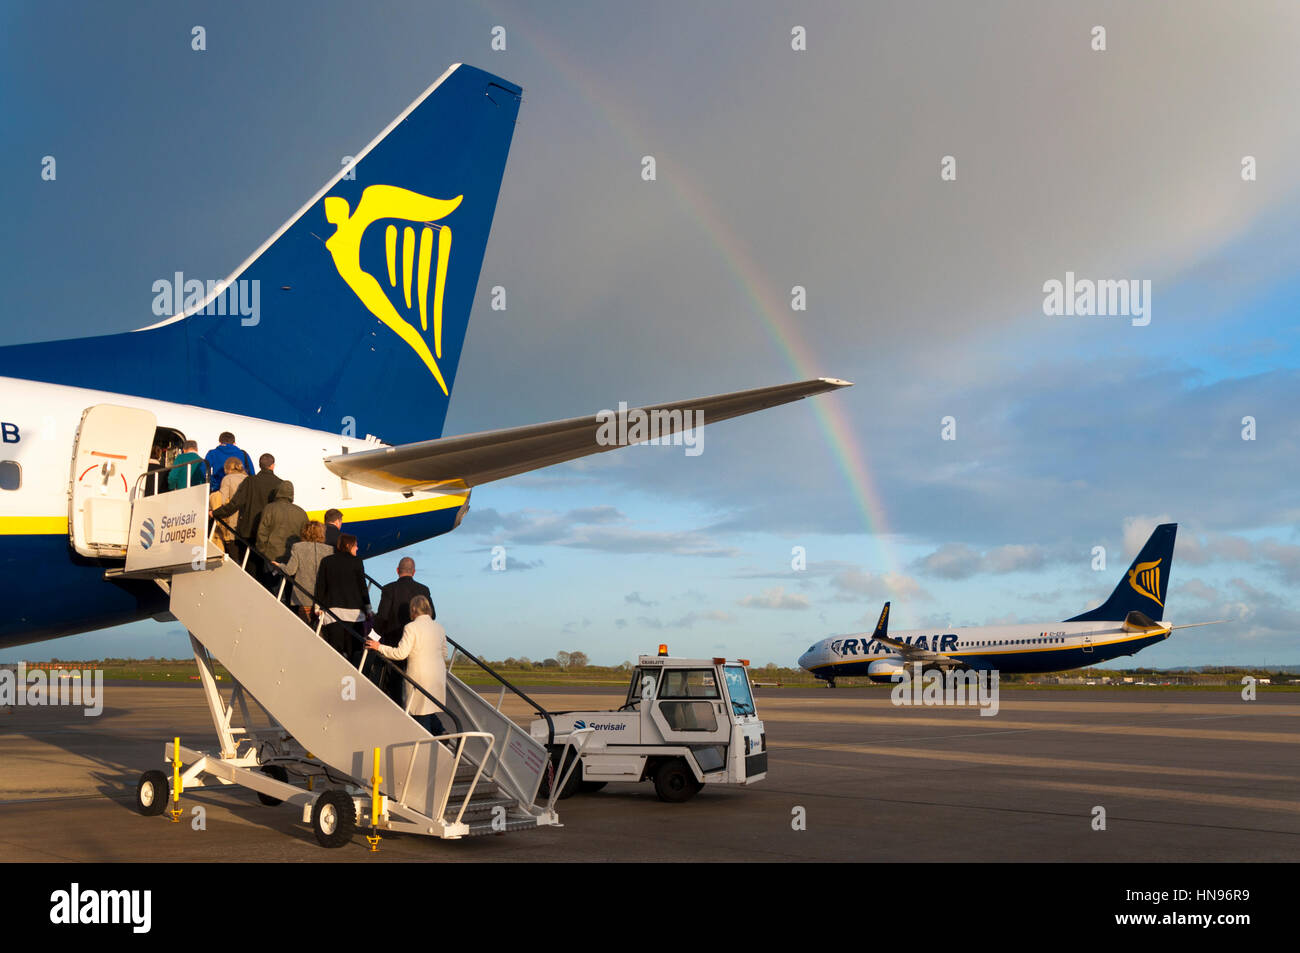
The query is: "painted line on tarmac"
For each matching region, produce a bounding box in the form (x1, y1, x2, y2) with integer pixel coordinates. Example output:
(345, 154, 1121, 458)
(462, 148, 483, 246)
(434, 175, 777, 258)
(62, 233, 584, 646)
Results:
(1022, 777, 1300, 816)
(768, 740, 1298, 783)
(761, 711, 1300, 744)
(761, 765, 1300, 840)
(758, 699, 1300, 717)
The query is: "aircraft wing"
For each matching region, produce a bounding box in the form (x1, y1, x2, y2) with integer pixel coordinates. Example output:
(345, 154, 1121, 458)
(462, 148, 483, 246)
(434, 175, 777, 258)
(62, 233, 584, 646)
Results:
(881, 640, 959, 665)
(324, 378, 852, 493)
(866, 600, 961, 666)
(871, 630, 959, 665)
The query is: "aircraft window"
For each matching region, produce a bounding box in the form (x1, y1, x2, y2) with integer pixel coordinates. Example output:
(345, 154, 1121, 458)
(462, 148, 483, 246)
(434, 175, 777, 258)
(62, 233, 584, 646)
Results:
(0, 461, 18, 491)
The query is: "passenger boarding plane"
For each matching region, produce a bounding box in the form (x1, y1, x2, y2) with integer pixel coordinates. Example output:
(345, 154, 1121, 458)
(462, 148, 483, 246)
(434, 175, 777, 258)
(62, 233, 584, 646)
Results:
(0, 64, 848, 648)
(799, 524, 1222, 685)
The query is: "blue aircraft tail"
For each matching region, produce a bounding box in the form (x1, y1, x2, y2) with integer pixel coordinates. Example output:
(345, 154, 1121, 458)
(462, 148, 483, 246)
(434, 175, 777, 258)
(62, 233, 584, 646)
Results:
(0, 64, 520, 445)
(873, 601, 890, 639)
(1066, 523, 1177, 623)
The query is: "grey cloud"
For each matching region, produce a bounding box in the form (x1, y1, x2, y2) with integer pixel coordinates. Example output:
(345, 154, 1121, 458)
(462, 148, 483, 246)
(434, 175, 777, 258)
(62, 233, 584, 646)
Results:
(467, 506, 737, 557)
(481, 556, 543, 572)
(738, 587, 810, 610)
(829, 567, 929, 602)
(914, 542, 1047, 579)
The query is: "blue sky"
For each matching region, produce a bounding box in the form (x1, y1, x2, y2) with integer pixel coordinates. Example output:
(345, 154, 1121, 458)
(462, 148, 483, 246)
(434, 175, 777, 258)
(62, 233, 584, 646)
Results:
(3, 1, 1299, 668)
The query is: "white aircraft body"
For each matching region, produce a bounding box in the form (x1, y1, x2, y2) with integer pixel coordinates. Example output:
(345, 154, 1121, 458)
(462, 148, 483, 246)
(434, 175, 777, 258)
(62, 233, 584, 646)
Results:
(798, 524, 1220, 685)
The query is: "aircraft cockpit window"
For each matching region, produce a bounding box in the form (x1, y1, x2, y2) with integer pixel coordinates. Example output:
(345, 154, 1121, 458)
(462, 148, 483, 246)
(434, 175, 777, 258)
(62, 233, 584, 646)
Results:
(0, 461, 19, 491)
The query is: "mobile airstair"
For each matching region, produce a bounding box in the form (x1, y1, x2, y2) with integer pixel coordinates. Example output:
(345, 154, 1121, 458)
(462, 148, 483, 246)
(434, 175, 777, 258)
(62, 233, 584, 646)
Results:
(113, 474, 579, 847)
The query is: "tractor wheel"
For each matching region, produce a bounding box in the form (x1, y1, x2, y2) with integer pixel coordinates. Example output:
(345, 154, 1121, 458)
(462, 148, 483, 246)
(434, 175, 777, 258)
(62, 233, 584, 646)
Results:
(653, 759, 702, 803)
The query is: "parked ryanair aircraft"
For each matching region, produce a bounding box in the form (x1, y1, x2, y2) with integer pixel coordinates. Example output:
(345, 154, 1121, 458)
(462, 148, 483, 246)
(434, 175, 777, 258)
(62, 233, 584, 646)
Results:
(0, 64, 848, 648)
(798, 524, 1221, 685)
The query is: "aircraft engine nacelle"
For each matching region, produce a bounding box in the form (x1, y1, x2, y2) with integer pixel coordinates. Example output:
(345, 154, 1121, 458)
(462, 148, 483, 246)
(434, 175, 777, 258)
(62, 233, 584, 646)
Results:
(867, 658, 907, 684)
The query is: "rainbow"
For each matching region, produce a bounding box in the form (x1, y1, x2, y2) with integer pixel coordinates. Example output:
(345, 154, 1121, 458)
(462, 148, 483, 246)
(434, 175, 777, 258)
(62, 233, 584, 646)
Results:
(490, 18, 902, 577)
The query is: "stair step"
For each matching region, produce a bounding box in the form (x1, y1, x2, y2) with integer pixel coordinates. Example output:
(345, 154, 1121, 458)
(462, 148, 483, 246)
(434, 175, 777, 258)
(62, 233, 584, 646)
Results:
(449, 780, 499, 800)
(464, 815, 542, 837)
(455, 797, 517, 818)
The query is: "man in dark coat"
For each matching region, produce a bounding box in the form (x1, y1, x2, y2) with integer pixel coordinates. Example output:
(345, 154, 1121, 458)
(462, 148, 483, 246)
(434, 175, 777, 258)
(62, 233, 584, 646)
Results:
(256, 481, 308, 564)
(212, 453, 281, 565)
(314, 533, 371, 663)
(374, 557, 434, 703)
(324, 508, 344, 548)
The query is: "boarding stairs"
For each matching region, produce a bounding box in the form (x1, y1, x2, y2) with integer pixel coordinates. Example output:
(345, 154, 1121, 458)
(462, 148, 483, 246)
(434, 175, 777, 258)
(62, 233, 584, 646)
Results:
(111, 478, 572, 844)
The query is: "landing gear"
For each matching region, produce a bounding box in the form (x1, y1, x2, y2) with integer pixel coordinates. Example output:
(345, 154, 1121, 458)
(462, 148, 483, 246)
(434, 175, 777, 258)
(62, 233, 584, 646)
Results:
(135, 770, 169, 816)
(825, 678, 836, 688)
(311, 790, 357, 848)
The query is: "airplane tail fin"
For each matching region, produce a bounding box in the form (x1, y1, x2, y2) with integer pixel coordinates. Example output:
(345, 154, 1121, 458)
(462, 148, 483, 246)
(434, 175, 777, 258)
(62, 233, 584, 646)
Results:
(1067, 523, 1177, 623)
(0, 64, 520, 445)
(873, 601, 891, 639)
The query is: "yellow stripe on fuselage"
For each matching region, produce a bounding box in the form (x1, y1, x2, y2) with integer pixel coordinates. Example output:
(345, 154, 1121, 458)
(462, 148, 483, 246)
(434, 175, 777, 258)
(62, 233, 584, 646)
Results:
(0, 494, 467, 537)
(0, 516, 66, 535)
(304, 493, 466, 523)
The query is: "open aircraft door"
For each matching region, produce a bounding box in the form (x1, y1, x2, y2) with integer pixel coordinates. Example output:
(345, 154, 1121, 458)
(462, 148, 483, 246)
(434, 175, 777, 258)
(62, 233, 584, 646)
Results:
(69, 404, 156, 557)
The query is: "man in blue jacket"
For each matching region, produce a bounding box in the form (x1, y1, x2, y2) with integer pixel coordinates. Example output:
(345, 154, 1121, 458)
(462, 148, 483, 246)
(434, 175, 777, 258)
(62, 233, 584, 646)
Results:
(167, 440, 207, 491)
(204, 432, 255, 492)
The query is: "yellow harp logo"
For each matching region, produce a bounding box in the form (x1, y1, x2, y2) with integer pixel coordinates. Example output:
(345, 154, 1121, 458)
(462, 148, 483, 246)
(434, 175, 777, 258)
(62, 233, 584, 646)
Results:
(324, 185, 462, 395)
(1128, 557, 1163, 607)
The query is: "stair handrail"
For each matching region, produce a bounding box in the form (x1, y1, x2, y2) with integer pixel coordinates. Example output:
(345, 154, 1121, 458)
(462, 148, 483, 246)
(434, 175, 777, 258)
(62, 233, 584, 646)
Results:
(135, 457, 208, 499)
(357, 570, 557, 746)
(391, 730, 497, 826)
(546, 727, 595, 816)
(207, 512, 465, 737)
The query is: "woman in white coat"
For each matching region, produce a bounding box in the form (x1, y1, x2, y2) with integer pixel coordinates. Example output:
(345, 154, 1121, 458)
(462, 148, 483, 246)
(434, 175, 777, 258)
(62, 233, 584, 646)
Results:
(364, 595, 448, 735)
